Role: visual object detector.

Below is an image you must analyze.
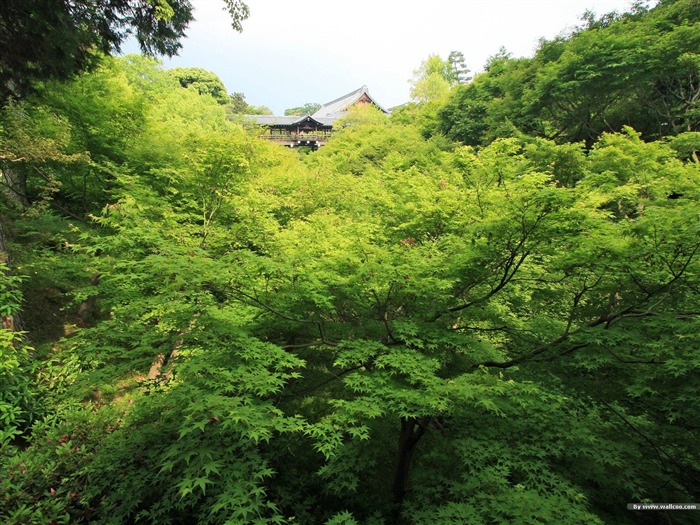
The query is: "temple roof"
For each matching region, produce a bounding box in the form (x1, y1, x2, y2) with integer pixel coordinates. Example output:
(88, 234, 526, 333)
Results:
(246, 114, 333, 128)
(245, 86, 388, 127)
(311, 85, 389, 121)
(251, 115, 301, 126)
(249, 115, 320, 125)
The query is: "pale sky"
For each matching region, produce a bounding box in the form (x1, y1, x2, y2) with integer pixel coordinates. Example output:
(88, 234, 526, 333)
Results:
(126, 0, 643, 114)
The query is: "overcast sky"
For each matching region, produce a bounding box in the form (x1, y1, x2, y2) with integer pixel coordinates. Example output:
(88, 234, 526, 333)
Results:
(126, 0, 642, 114)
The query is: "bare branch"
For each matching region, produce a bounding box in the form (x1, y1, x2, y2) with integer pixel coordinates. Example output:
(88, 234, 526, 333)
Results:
(281, 340, 337, 350)
(232, 287, 322, 326)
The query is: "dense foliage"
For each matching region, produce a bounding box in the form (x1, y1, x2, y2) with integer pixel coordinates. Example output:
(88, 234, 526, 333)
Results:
(169, 68, 231, 105)
(436, 0, 700, 147)
(0, 0, 250, 101)
(285, 103, 323, 116)
(1, 1, 699, 524)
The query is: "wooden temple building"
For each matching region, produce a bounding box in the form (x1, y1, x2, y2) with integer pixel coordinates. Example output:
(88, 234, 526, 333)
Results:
(247, 86, 388, 150)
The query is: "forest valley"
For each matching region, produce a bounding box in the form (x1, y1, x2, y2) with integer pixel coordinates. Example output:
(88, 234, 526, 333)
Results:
(0, 1, 699, 524)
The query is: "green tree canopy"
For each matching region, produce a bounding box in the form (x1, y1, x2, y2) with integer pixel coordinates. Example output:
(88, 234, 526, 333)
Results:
(437, 0, 700, 146)
(447, 50, 472, 85)
(227, 92, 273, 116)
(284, 102, 322, 116)
(0, 0, 250, 101)
(2, 4, 700, 524)
(410, 54, 453, 103)
(169, 67, 230, 105)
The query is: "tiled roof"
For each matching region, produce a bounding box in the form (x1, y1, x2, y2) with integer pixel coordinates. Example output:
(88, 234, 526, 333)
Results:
(247, 87, 388, 128)
(312, 86, 389, 121)
(244, 115, 301, 126)
(244, 114, 334, 128)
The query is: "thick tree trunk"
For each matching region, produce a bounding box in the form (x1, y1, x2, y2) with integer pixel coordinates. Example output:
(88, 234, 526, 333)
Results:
(0, 218, 24, 334)
(391, 417, 427, 523)
(146, 315, 198, 380)
(1, 166, 29, 209)
(1, 163, 28, 336)
(147, 349, 180, 380)
(76, 274, 100, 327)
(147, 353, 166, 380)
